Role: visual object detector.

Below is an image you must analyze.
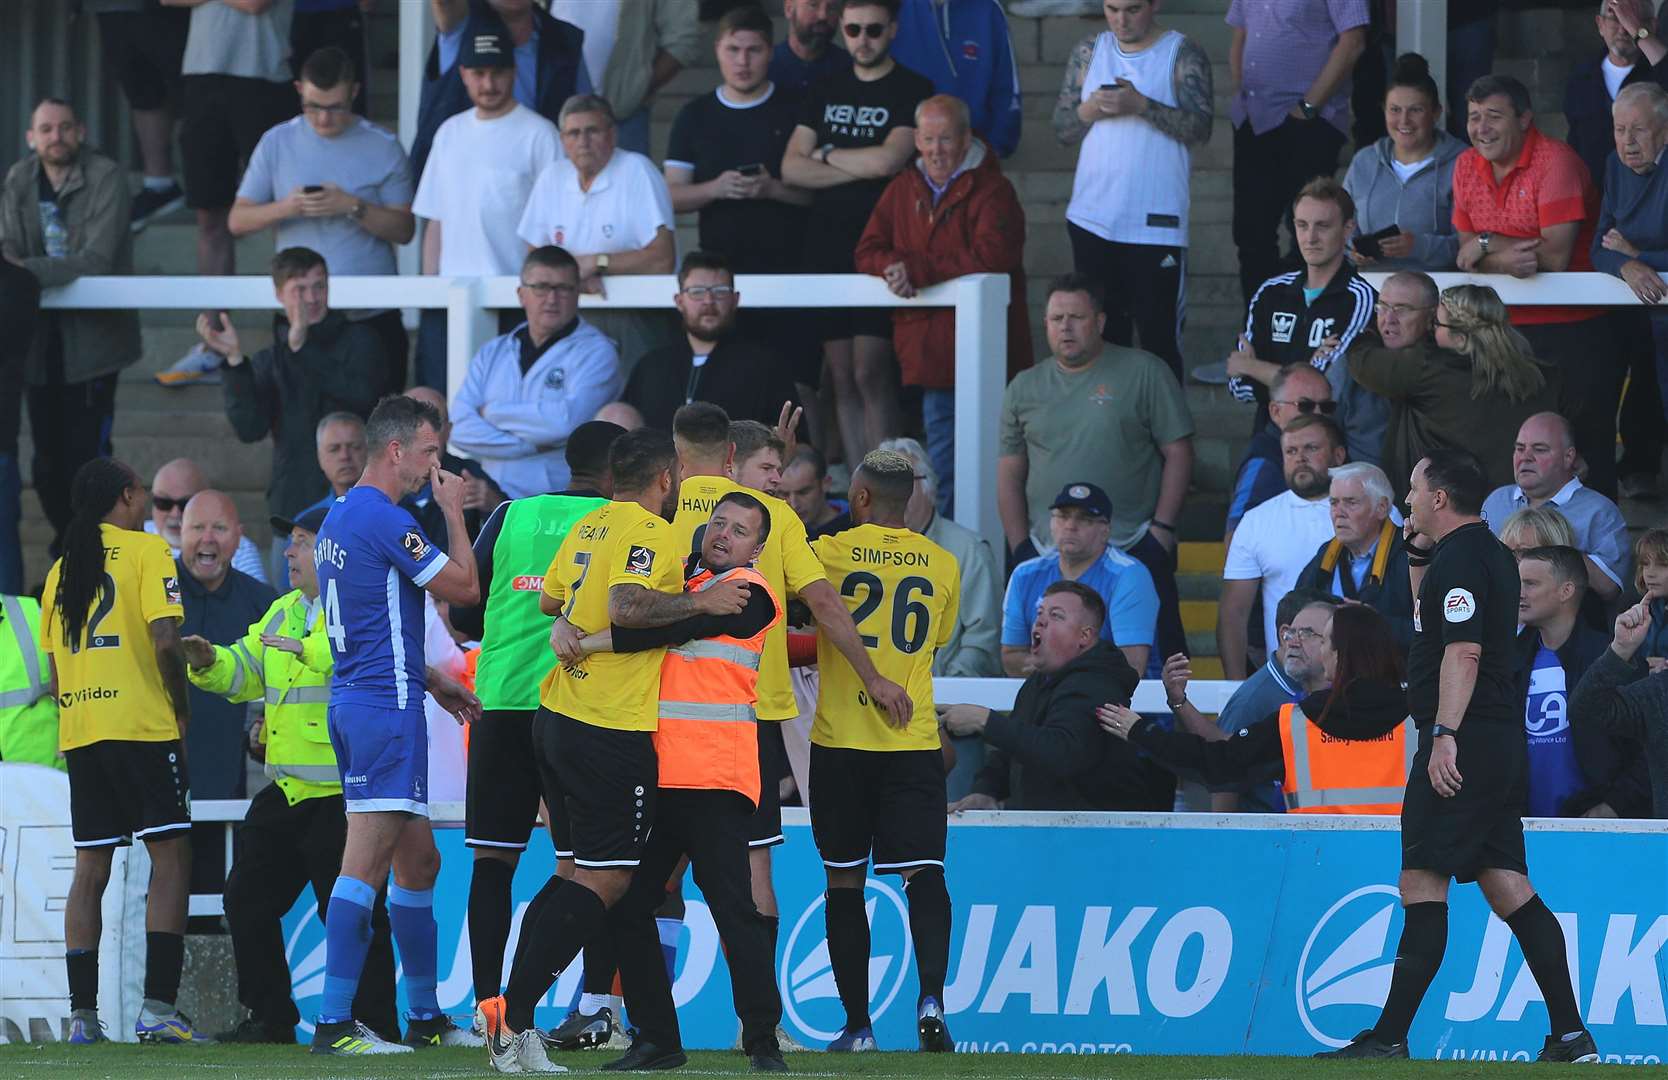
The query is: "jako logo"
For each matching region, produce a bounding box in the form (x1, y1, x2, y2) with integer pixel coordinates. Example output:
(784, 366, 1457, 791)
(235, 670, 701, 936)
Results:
(781, 878, 913, 1043)
(285, 904, 329, 1038)
(1296, 884, 1402, 1048)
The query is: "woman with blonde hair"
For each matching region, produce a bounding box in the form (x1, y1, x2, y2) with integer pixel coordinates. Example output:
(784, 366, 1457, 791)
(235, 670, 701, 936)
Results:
(1497, 506, 1577, 556)
(1351, 276, 1561, 501)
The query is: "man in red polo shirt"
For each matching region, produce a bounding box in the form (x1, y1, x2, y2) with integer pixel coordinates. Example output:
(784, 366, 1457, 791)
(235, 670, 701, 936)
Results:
(1451, 73, 1620, 500)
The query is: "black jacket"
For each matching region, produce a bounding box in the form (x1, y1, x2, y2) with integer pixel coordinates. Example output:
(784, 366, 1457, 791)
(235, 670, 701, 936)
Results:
(1295, 526, 1414, 652)
(1572, 648, 1668, 817)
(1564, 51, 1668, 197)
(1517, 624, 1654, 817)
(623, 336, 802, 436)
(1128, 678, 1407, 791)
(972, 640, 1174, 811)
(412, 0, 586, 177)
(177, 562, 278, 799)
(223, 310, 386, 519)
(1230, 262, 1381, 464)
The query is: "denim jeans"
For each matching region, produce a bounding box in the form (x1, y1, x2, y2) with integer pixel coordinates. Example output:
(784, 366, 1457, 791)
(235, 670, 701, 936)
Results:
(922, 388, 954, 517)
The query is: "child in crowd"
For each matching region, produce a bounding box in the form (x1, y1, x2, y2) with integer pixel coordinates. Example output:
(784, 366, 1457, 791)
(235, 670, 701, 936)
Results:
(1635, 528, 1668, 674)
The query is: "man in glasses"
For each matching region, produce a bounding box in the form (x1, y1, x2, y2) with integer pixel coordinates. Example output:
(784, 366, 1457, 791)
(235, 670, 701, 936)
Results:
(1224, 363, 1334, 546)
(144, 458, 269, 585)
(221, 46, 415, 396)
(451, 245, 623, 500)
(623, 251, 801, 433)
(782, 0, 934, 463)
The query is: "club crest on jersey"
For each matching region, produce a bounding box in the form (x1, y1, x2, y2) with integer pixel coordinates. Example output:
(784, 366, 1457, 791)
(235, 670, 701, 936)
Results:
(625, 544, 654, 577)
(163, 576, 181, 605)
(1443, 588, 1476, 622)
(545, 368, 566, 391)
(1271, 312, 1298, 343)
(402, 530, 431, 561)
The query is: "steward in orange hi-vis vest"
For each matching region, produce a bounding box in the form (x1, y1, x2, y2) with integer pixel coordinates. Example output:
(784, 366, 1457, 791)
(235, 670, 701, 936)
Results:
(1278, 701, 1416, 814)
(654, 565, 783, 806)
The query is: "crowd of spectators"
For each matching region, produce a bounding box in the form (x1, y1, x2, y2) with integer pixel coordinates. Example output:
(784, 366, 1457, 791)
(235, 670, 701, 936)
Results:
(3, 0, 1668, 820)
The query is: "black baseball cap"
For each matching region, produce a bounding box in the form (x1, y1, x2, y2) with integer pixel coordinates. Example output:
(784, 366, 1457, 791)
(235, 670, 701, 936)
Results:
(270, 504, 331, 537)
(460, 30, 514, 69)
(1049, 482, 1112, 519)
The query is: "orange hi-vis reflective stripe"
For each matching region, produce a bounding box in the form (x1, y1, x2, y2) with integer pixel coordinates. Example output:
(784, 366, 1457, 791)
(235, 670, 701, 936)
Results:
(654, 566, 782, 806)
(1278, 701, 1418, 814)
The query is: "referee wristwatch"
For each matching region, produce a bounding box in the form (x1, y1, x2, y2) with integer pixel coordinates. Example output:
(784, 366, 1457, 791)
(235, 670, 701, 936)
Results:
(1430, 723, 1459, 740)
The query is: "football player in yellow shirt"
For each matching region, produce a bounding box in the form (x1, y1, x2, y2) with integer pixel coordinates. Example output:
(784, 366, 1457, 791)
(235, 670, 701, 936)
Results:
(811, 450, 960, 1054)
(38, 458, 199, 1044)
(479, 428, 750, 1073)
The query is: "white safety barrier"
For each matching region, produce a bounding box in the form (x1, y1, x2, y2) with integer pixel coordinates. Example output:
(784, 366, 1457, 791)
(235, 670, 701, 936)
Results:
(40, 272, 1010, 546)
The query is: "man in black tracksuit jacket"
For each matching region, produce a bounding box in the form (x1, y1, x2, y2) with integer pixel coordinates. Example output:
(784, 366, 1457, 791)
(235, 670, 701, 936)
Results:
(943, 582, 1175, 811)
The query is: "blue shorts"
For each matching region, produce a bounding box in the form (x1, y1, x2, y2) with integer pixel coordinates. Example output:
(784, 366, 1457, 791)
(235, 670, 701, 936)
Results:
(327, 703, 429, 817)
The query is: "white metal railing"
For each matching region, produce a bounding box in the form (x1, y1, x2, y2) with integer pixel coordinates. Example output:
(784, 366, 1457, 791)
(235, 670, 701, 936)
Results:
(40, 272, 1011, 546)
(1359, 271, 1658, 303)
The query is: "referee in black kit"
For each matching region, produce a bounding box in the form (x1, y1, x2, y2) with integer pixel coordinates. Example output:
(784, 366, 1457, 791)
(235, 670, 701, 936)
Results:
(1323, 450, 1596, 1063)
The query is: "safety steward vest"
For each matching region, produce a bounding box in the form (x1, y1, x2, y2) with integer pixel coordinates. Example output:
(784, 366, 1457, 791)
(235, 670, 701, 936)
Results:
(1278, 701, 1415, 814)
(189, 589, 339, 806)
(0, 595, 62, 770)
(653, 567, 782, 806)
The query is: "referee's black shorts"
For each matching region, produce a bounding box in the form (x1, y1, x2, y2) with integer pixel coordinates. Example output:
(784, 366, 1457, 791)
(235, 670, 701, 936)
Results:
(531, 706, 658, 869)
(1401, 722, 1529, 883)
(65, 739, 191, 848)
(748, 721, 787, 849)
(464, 709, 542, 851)
(810, 745, 946, 874)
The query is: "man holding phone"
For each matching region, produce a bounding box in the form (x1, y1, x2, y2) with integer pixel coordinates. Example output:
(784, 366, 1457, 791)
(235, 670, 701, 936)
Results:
(665, 6, 817, 440)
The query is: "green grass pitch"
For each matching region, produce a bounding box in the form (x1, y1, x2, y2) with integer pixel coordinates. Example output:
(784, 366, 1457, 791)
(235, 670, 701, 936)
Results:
(0, 1045, 1638, 1079)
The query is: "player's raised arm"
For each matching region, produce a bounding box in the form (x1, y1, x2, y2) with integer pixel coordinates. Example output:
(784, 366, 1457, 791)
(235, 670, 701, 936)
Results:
(418, 464, 481, 607)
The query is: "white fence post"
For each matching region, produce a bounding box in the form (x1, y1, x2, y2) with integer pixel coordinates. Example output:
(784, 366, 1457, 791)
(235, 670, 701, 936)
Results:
(446, 277, 496, 407)
(1397, 0, 1449, 115)
(951, 274, 1010, 548)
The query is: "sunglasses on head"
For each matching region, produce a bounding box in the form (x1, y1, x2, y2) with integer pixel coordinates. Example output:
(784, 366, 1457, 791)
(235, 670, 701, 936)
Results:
(151, 492, 193, 512)
(843, 21, 886, 38)
(1271, 397, 1337, 415)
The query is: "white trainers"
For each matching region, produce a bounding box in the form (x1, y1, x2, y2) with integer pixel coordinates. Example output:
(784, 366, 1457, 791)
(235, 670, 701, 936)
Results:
(499, 1028, 568, 1074)
(776, 1024, 812, 1053)
(154, 343, 224, 387)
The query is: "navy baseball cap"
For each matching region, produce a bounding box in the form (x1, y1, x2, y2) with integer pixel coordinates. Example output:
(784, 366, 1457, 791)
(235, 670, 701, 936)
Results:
(270, 504, 330, 537)
(460, 30, 514, 69)
(1049, 482, 1112, 519)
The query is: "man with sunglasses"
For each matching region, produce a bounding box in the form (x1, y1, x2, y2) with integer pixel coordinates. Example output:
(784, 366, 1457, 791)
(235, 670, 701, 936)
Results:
(144, 458, 269, 584)
(1224, 363, 1334, 547)
(451, 245, 623, 500)
(624, 252, 802, 433)
(782, 0, 934, 463)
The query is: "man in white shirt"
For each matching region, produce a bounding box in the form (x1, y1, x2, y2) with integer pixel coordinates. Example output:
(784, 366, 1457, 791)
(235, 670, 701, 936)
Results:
(518, 93, 677, 367)
(1481, 411, 1632, 603)
(412, 29, 562, 389)
(1217, 412, 1345, 679)
(449, 245, 622, 499)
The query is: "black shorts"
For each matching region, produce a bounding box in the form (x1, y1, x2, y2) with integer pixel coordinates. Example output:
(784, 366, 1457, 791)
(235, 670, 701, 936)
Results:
(532, 707, 658, 869)
(465, 709, 542, 850)
(64, 739, 191, 848)
(809, 745, 946, 873)
(180, 75, 297, 209)
(817, 307, 895, 345)
(96, 9, 189, 112)
(749, 721, 786, 849)
(1401, 723, 1529, 883)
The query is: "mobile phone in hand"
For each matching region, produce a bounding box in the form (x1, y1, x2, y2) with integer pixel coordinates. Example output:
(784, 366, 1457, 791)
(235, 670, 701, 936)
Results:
(1354, 224, 1401, 259)
(303, 185, 323, 194)
(738, 163, 764, 177)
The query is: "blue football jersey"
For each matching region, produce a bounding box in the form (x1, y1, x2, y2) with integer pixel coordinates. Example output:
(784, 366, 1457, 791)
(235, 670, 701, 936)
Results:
(315, 487, 449, 710)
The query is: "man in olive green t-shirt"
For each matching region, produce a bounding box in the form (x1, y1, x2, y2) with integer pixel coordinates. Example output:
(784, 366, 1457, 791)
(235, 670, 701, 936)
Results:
(997, 272, 1194, 671)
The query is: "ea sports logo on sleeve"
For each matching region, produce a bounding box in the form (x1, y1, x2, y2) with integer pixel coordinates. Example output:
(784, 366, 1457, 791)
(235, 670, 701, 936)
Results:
(1296, 885, 1403, 1048)
(780, 878, 913, 1044)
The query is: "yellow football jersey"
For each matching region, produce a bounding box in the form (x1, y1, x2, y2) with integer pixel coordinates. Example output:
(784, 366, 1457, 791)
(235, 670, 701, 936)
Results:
(40, 524, 186, 751)
(539, 500, 684, 731)
(671, 475, 827, 721)
(811, 523, 959, 751)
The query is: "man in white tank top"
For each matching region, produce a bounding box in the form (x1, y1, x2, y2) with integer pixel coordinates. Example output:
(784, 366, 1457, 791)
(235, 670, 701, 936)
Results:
(1051, 0, 1213, 384)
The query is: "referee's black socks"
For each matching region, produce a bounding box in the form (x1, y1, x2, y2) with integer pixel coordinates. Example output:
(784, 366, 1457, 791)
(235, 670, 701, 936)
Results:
(505, 879, 606, 1032)
(468, 857, 515, 1002)
(906, 868, 951, 1005)
(1505, 894, 1584, 1038)
(825, 888, 873, 1031)
(1371, 901, 1446, 1044)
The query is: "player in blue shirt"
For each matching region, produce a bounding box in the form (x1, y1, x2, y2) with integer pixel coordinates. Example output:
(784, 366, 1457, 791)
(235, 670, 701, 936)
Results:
(310, 395, 483, 1056)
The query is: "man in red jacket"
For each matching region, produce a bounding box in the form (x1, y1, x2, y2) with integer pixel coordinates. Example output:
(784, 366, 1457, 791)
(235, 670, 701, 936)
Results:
(856, 93, 1030, 516)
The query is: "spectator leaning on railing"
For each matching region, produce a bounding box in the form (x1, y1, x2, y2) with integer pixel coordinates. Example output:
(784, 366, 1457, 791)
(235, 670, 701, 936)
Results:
(945, 579, 1176, 813)
(1349, 278, 1560, 504)
(1343, 53, 1465, 272)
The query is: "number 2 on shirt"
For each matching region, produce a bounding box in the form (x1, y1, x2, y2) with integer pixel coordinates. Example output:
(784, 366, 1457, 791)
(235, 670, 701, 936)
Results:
(840, 571, 934, 653)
